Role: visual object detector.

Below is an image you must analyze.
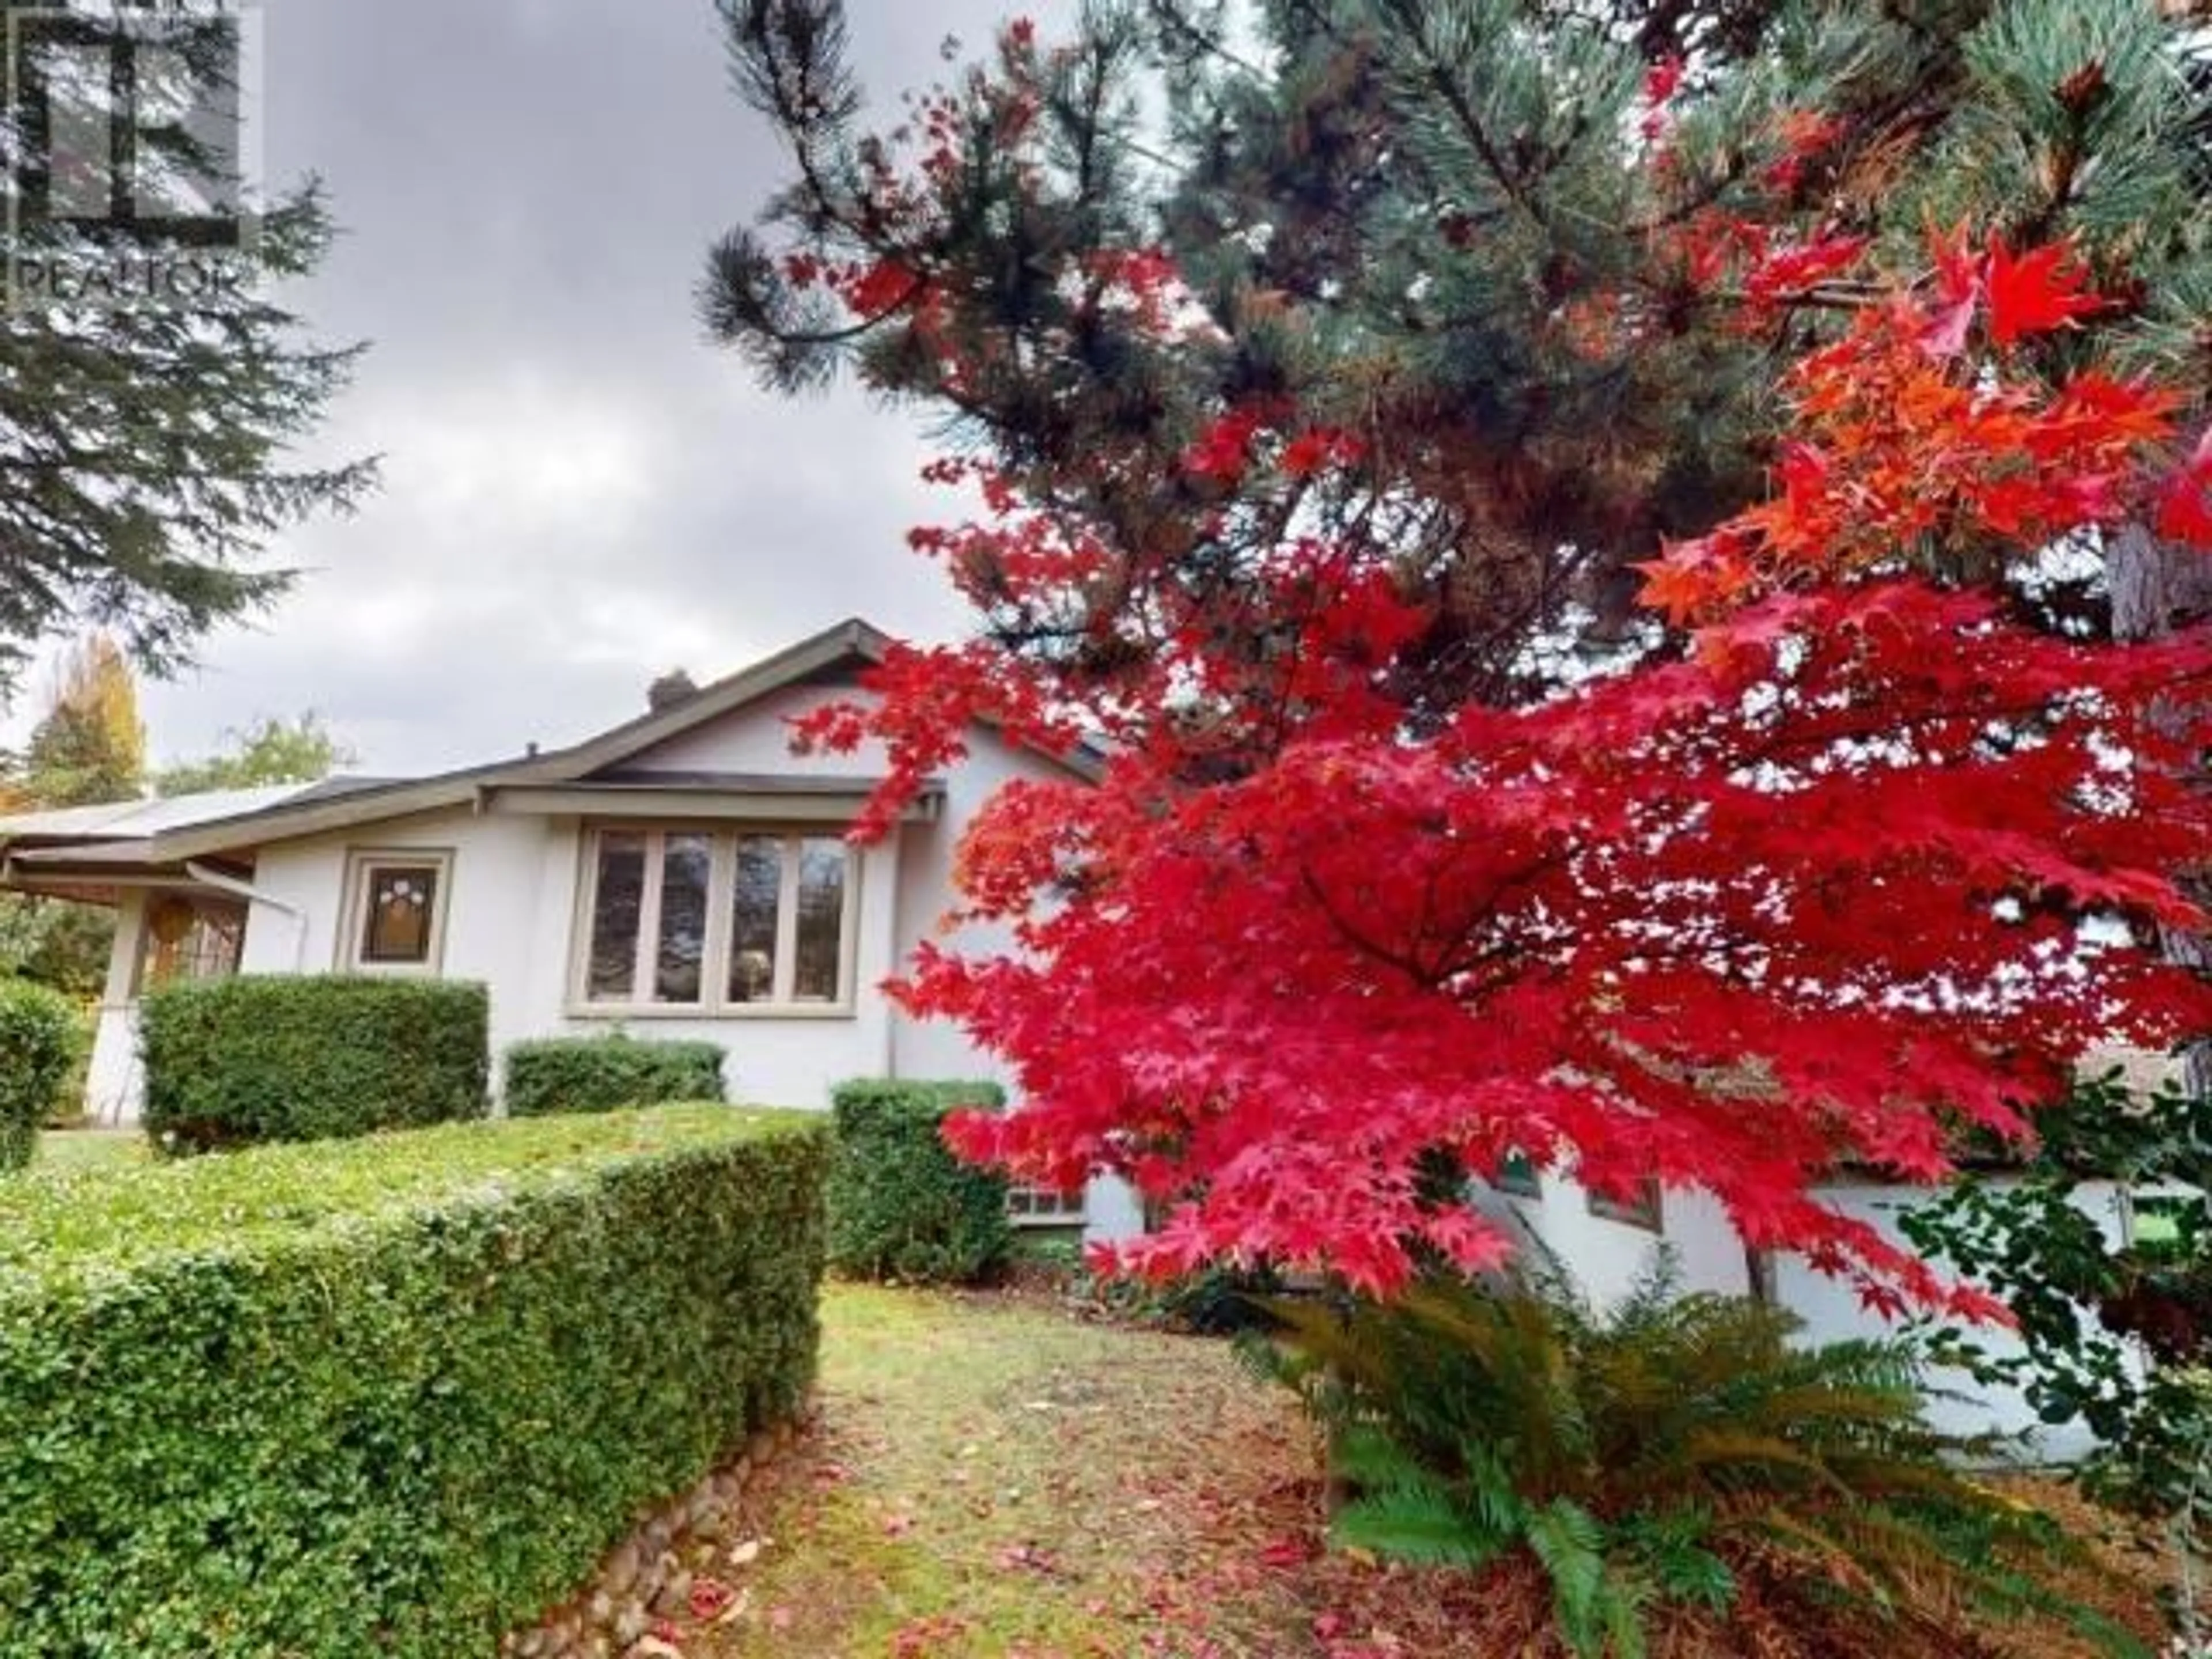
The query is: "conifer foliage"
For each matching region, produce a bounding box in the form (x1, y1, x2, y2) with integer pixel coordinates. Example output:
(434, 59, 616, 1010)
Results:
(712, 1, 2212, 1304)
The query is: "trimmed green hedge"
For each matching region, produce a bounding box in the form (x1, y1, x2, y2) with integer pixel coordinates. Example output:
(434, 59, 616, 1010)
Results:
(140, 974, 489, 1153)
(0, 1105, 828, 1657)
(504, 1033, 726, 1118)
(827, 1078, 1013, 1285)
(0, 979, 78, 1169)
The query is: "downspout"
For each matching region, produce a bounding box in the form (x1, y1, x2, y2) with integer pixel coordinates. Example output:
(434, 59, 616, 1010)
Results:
(184, 859, 309, 972)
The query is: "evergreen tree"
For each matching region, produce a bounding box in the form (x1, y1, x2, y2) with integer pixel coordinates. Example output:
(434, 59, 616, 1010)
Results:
(709, 0, 2212, 711)
(0, 5, 374, 691)
(702, 2, 2212, 1310)
(154, 712, 354, 797)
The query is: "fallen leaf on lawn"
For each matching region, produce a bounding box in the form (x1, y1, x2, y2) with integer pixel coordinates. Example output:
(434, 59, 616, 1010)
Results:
(995, 1543, 1060, 1575)
(884, 1511, 915, 1537)
(1259, 1537, 1310, 1569)
(726, 1538, 765, 1567)
(687, 1576, 735, 1620)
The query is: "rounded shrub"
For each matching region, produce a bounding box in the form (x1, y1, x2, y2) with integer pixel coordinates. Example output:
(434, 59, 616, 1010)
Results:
(139, 974, 488, 1154)
(0, 978, 80, 1169)
(827, 1077, 1012, 1285)
(503, 1032, 726, 1117)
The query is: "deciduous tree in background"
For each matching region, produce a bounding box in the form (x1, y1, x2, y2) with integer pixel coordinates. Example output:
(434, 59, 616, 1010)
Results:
(0, 634, 146, 995)
(713, 0, 2212, 1305)
(17, 634, 146, 811)
(154, 712, 356, 798)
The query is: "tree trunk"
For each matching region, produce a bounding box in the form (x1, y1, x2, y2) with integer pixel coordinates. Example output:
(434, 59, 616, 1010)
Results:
(2111, 520, 2212, 1098)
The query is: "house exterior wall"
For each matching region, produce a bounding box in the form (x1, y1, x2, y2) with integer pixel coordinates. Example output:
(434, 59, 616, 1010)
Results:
(1482, 1168, 2141, 1456)
(206, 680, 1141, 1243)
(1483, 1175, 1753, 1307)
(1776, 1179, 2138, 1459)
(236, 802, 903, 1109)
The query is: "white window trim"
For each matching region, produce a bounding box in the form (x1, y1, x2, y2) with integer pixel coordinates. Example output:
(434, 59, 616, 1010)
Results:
(1007, 1184, 1088, 1228)
(338, 849, 455, 975)
(567, 822, 862, 1019)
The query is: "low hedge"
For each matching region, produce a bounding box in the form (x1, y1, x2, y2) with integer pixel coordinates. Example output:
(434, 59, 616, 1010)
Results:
(504, 1033, 726, 1117)
(827, 1077, 1013, 1285)
(140, 974, 489, 1153)
(0, 979, 78, 1169)
(0, 1105, 828, 1657)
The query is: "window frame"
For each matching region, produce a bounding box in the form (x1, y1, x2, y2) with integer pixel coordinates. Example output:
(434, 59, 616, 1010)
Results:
(567, 821, 861, 1018)
(1491, 1149, 1543, 1200)
(134, 893, 247, 994)
(338, 849, 454, 975)
(1586, 1177, 1665, 1234)
(1006, 1184, 1088, 1228)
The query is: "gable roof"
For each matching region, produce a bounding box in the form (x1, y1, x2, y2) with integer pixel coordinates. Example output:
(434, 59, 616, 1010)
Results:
(0, 618, 1098, 868)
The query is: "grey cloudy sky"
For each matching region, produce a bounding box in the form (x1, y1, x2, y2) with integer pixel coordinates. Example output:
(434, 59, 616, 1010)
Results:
(115, 1, 1058, 775)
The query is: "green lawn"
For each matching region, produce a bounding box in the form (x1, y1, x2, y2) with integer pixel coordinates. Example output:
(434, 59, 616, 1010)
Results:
(639, 1287, 2180, 1659)
(683, 1286, 1322, 1658)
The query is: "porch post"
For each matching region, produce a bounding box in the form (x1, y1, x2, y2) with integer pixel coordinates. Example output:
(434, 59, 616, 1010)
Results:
(84, 891, 146, 1126)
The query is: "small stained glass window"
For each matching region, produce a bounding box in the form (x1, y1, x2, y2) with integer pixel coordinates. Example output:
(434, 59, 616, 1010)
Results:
(357, 862, 441, 965)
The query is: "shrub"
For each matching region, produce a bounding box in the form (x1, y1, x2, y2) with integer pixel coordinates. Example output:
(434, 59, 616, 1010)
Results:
(0, 1105, 828, 1657)
(139, 974, 488, 1153)
(827, 1077, 1012, 1285)
(1247, 1265, 2155, 1658)
(504, 1032, 726, 1117)
(0, 979, 78, 1169)
(1902, 1070, 2212, 1522)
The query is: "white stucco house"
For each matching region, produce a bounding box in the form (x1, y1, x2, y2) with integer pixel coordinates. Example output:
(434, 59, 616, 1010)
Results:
(0, 617, 1139, 1241)
(0, 615, 2155, 1448)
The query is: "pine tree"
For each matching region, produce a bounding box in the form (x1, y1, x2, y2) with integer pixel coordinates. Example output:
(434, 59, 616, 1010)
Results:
(705, 3, 2212, 1304)
(709, 0, 2212, 707)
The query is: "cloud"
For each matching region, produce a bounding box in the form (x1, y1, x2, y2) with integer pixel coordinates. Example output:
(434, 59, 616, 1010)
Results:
(87, 0, 1069, 777)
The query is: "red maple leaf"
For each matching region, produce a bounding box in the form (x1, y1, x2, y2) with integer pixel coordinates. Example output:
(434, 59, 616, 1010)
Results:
(2156, 428, 2212, 548)
(1984, 237, 2103, 346)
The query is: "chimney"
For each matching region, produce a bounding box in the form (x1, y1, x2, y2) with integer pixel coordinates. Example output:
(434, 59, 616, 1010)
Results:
(647, 668, 699, 713)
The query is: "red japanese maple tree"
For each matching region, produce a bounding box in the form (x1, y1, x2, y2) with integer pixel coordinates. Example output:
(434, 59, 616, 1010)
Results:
(793, 226, 2212, 1314)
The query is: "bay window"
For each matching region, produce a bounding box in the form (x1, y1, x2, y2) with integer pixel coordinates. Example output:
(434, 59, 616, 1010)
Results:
(577, 825, 857, 1013)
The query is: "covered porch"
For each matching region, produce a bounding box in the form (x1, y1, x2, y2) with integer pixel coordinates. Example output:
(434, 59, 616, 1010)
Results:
(0, 789, 307, 1123)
